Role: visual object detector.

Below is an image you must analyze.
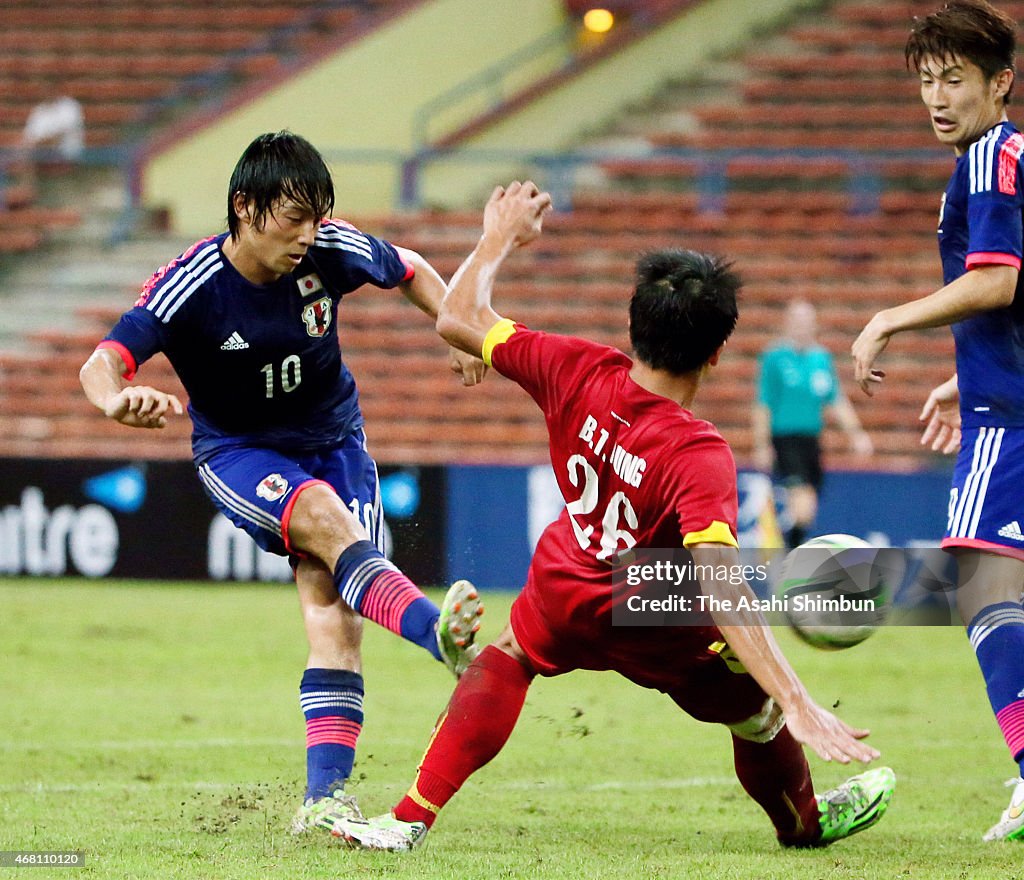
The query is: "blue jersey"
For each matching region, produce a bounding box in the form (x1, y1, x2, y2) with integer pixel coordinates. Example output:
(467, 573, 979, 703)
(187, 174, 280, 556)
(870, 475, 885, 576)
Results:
(939, 121, 1024, 427)
(101, 221, 411, 461)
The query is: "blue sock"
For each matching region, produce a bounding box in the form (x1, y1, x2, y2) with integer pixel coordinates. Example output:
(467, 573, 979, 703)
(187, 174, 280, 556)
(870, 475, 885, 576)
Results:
(334, 540, 441, 660)
(300, 668, 364, 800)
(966, 602, 1024, 775)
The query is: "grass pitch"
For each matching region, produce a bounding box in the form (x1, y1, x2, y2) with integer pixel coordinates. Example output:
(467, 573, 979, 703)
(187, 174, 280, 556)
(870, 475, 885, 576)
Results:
(1, 578, 1021, 879)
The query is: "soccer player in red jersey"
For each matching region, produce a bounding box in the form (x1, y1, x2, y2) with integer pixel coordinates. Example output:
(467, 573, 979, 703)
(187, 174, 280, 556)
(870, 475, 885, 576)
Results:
(336, 182, 896, 851)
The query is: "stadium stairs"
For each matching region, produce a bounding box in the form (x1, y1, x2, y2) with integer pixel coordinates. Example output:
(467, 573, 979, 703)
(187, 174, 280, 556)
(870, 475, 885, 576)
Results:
(0, 0, 420, 458)
(0, 0, 1009, 469)
(0, 0, 414, 257)
(354, 0, 1013, 471)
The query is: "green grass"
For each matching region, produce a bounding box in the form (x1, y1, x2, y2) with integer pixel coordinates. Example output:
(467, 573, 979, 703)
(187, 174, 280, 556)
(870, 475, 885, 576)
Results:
(1, 578, 1021, 878)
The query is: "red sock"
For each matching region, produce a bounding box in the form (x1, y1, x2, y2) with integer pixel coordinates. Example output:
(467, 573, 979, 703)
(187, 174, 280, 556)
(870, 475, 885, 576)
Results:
(731, 725, 821, 844)
(394, 645, 533, 828)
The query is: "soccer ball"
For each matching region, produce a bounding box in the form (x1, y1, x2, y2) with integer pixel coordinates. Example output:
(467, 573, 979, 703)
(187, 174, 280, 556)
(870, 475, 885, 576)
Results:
(775, 534, 896, 650)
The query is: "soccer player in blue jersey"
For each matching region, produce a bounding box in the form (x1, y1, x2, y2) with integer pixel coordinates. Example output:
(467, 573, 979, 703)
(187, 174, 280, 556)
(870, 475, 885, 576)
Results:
(79, 131, 485, 836)
(852, 0, 1024, 841)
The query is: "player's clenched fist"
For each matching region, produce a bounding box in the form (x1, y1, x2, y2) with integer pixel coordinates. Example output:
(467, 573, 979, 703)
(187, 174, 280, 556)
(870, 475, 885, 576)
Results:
(105, 385, 183, 429)
(483, 181, 552, 249)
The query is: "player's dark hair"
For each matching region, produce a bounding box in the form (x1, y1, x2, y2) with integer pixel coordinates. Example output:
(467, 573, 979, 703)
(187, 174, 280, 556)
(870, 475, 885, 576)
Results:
(226, 131, 335, 239)
(906, 0, 1017, 103)
(629, 248, 740, 375)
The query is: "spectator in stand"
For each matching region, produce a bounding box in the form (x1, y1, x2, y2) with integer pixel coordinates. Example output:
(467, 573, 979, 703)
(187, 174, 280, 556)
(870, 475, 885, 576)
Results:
(10, 85, 85, 198)
(21, 88, 84, 162)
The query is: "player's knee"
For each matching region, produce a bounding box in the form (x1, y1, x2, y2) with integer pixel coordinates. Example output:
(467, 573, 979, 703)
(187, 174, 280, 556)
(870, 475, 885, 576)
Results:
(727, 697, 784, 743)
(288, 486, 367, 558)
(491, 624, 536, 673)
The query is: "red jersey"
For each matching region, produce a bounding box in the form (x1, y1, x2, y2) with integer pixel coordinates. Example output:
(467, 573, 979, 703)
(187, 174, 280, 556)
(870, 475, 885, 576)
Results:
(490, 323, 738, 555)
(489, 323, 738, 641)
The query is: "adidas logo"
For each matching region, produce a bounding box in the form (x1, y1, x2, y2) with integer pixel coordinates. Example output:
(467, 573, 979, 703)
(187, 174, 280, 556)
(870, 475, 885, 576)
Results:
(997, 521, 1024, 542)
(220, 332, 249, 351)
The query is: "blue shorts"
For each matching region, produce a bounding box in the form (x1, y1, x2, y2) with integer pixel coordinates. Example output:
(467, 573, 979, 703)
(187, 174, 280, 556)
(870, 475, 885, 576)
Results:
(944, 425, 1024, 561)
(196, 428, 385, 558)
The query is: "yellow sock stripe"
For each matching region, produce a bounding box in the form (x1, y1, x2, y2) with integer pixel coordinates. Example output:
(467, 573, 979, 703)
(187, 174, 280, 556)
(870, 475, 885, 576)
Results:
(404, 782, 443, 816)
(482, 318, 518, 367)
(781, 791, 805, 836)
(419, 710, 447, 763)
(401, 709, 450, 815)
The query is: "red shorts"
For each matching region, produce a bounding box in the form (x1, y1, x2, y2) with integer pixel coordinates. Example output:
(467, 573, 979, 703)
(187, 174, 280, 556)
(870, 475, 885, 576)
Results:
(509, 546, 770, 726)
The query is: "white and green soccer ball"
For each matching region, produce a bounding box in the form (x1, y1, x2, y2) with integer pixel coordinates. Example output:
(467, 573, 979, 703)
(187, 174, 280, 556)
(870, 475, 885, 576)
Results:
(776, 534, 896, 650)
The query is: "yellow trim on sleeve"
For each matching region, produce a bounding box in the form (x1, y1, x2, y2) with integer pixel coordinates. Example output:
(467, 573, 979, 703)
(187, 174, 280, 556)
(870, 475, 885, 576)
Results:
(683, 520, 738, 548)
(481, 318, 518, 367)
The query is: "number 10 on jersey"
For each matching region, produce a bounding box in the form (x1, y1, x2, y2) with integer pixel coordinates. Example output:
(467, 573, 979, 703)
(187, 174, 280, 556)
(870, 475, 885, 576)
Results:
(261, 355, 303, 398)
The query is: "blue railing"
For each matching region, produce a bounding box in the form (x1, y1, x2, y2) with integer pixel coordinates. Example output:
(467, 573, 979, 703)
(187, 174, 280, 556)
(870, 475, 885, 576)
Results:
(321, 144, 951, 214)
(1, 141, 950, 247)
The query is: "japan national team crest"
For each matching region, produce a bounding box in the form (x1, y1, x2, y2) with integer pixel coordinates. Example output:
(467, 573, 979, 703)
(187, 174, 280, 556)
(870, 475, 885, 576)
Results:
(297, 273, 324, 297)
(301, 296, 332, 337)
(256, 473, 290, 502)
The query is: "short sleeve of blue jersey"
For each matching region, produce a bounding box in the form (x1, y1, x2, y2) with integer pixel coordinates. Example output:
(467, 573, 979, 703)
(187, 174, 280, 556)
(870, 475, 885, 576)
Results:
(104, 307, 167, 377)
(967, 174, 1024, 267)
(310, 221, 412, 292)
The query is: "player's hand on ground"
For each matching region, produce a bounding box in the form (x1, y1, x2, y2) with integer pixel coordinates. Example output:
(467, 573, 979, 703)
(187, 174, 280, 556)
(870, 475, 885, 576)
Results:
(483, 181, 552, 249)
(851, 315, 890, 395)
(919, 375, 961, 454)
(449, 346, 488, 386)
(784, 701, 879, 764)
(104, 386, 183, 428)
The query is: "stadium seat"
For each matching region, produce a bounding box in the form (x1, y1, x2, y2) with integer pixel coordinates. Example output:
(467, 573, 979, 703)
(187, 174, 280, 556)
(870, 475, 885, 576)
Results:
(0, 0, 406, 252)
(0, 0, 970, 470)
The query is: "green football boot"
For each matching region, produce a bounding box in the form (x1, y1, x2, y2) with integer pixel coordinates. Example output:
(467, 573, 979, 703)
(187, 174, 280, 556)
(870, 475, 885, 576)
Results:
(436, 579, 484, 677)
(782, 766, 895, 848)
(334, 814, 429, 851)
(290, 790, 362, 835)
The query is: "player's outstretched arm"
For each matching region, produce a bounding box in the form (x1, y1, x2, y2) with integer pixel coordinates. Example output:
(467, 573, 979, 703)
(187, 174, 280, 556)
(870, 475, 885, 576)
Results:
(436, 181, 552, 358)
(852, 264, 1017, 396)
(80, 347, 183, 429)
(690, 543, 880, 764)
(919, 373, 960, 454)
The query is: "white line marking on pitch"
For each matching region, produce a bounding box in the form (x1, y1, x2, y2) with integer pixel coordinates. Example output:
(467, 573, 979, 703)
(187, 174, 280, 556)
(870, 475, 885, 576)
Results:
(0, 738, 302, 751)
(0, 777, 736, 795)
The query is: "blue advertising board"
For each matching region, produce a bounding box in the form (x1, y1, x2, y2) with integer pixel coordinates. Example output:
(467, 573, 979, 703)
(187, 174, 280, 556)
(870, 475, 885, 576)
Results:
(445, 465, 957, 589)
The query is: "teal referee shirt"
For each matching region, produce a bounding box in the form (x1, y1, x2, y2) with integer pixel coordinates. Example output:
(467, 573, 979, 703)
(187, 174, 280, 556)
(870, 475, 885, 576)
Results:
(757, 343, 838, 436)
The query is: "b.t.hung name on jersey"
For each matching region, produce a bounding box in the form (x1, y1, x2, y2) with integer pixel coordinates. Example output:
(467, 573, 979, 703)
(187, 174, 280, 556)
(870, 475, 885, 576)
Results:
(578, 413, 647, 488)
